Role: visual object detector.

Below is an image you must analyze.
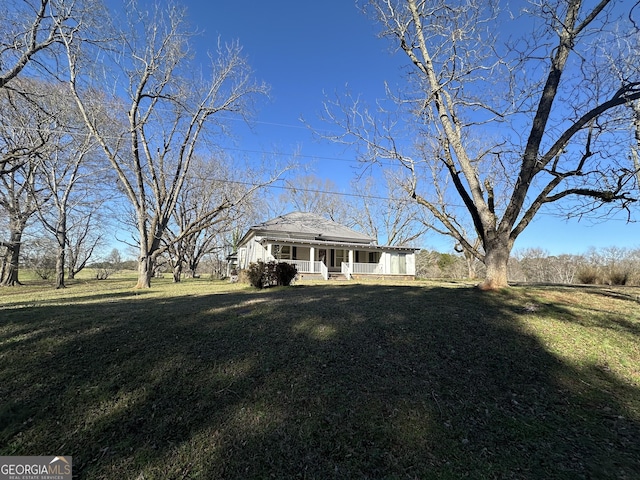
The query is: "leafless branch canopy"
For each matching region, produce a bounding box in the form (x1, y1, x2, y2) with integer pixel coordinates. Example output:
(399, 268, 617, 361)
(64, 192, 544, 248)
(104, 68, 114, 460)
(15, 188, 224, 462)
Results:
(60, 0, 273, 287)
(322, 0, 640, 287)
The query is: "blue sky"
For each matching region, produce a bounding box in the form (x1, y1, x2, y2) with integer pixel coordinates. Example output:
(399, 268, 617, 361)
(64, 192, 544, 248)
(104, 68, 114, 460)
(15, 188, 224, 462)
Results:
(186, 0, 397, 168)
(175, 0, 639, 255)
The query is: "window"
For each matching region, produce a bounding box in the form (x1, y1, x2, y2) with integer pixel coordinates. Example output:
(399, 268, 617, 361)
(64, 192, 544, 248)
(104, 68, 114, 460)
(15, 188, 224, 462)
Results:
(390, 253, 407, 274)
(273, 244, 291, 260)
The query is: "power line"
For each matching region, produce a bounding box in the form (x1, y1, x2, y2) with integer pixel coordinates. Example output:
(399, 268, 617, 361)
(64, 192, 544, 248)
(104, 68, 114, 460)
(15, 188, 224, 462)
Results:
(213, 178, 635, 222)
(2, 124, 371, 166)
(3, 128, 636, 222)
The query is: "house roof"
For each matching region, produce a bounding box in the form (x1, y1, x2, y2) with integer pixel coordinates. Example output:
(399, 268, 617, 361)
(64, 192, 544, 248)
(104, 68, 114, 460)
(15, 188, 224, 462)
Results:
(240, 212, 376, 245)
(258, 236, 419, 252)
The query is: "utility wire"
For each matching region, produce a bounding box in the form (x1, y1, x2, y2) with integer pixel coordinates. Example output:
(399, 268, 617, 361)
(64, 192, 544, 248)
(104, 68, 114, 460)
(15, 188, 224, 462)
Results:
(3, 128, 636, 222)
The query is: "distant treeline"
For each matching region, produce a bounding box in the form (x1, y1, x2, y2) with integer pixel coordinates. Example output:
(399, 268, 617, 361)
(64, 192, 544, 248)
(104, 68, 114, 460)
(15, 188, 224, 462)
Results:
(417, 246, 640, 286)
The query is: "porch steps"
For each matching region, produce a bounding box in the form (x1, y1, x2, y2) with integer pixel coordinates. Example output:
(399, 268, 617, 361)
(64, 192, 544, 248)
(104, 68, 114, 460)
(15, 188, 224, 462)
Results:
(328, 273, 349, 281)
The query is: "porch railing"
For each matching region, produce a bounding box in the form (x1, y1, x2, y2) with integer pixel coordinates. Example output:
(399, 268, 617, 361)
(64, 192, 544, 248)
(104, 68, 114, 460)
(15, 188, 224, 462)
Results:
(281, 260, 386, 279)
(319, 261, 328, 280)
(341, 262, 352, 280)
(284, 260, 328, 280)
(285, 259, 311, 273)
(351, 262, 384, 275)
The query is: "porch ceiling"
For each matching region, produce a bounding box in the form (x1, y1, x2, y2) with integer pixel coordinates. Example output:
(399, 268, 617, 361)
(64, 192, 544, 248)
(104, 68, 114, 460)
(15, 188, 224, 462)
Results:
(258, 236, 419, 252)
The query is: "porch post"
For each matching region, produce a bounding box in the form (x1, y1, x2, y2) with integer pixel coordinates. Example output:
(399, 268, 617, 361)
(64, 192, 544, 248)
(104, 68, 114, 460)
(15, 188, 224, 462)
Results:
(309, 246, 315, 273)
(348, 249, 354, 272)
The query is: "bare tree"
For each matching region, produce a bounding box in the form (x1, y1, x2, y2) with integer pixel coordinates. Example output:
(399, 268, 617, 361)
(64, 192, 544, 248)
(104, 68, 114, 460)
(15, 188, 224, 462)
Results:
(0, 161, 40, 285)
(165, 154, 265, 282)
(632, 101, 640, 188)
(0, 0, 85, 89)
(325, 0, 640, 289)
(282, 174, 353, 225)
(350, 174, 429, 245)
(0, 81, 56, 285)
(65, 208, 103, 279)
(36, 135, 103, 288)
(62, 1, 273, 288)
(161, 155, 289, 283)
(30, 82, 105, 288)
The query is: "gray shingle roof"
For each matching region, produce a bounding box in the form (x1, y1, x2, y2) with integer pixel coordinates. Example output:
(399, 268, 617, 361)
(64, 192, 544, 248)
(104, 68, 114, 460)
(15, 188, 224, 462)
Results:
(250, 212, 375, 244)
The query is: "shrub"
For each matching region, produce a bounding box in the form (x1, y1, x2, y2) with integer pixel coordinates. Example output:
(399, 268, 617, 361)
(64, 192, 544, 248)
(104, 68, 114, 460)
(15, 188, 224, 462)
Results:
(246, 261, 267, 288)
(32, 256, 56, 280)
(275, 262, 298, 286)
(577, 267, 600, 285)
(608, 270, 629, 286)
(93, 263, 119, 280)
(245, 261, 298, 288)
(264, 261, 278, 286)
(23, 242, 56, 280)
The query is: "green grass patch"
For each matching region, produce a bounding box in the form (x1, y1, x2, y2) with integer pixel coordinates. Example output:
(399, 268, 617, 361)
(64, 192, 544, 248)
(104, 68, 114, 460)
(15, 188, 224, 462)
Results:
(1, 278, 639, 479)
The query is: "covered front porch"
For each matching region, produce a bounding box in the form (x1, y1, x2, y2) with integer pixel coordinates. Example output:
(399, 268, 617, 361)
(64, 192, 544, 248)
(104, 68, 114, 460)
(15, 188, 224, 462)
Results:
(262, 239, 414, 280)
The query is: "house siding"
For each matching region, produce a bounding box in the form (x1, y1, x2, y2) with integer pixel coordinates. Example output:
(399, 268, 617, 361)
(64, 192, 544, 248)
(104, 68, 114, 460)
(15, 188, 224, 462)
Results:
(235, 213, 419, 279)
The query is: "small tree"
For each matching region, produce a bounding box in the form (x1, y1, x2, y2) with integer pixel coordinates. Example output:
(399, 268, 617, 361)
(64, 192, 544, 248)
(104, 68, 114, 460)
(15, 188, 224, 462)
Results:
(23, 236, 57, 280)
(66, 209, 103, 279)
(94, 248, 122, 280)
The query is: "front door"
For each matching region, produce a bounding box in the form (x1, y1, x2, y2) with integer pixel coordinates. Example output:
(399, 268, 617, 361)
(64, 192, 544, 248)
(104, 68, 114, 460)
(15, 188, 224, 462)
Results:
(318, 249, 327, 266)
(333, 249, 346, 271)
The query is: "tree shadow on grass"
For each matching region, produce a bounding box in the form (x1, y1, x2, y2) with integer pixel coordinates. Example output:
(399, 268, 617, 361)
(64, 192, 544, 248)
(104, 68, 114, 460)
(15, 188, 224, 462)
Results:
(0, 284, 638, 479)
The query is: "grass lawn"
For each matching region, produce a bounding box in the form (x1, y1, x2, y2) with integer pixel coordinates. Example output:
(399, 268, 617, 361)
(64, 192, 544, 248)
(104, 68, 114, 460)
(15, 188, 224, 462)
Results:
(1, 275, 639, 479)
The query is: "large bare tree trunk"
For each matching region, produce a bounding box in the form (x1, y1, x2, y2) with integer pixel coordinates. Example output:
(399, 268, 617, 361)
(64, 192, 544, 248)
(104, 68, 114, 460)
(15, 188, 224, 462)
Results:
(135, 255, 154, 289)
(479, 239, 511, 290)
(54, 218, 66, 289)
(1, 233, 23, 286)
(172, 262, 182, 283)
(55, 245, 65, 289)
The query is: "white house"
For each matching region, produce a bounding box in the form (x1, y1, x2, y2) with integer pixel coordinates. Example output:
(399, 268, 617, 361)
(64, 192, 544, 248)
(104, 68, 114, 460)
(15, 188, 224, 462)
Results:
(234, 212, 419, 280)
